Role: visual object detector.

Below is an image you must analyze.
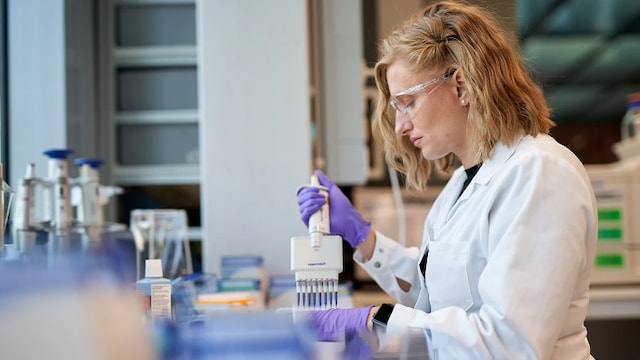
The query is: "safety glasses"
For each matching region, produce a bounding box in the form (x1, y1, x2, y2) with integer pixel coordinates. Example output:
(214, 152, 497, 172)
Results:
(389, 69, 456, 115)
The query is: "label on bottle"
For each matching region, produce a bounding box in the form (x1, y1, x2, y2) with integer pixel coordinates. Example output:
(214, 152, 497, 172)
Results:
(150, 283, 172, 318)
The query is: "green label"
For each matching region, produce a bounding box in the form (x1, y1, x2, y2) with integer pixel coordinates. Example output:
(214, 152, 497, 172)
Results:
(219, 284, 255, 292)
(595, 254, 624, 267)
(598, 208, 622, 221)
(598, 228, 623, 241)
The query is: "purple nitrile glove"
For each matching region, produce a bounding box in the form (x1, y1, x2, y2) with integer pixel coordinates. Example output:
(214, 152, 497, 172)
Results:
(307, 305, 375, 342)
(296, 170, 372, 248)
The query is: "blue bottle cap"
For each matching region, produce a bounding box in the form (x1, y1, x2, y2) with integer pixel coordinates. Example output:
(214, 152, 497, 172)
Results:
(74, 158, 104, 169)
(43, 149, 74, 159)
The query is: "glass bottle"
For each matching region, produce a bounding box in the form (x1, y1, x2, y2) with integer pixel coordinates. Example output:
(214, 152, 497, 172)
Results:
(620, 92, 640, 140)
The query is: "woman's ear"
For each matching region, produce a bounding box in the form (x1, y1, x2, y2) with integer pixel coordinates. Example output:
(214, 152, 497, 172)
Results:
(454, 69, 469, 105)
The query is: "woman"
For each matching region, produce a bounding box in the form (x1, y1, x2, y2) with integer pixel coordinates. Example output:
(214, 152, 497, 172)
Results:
(298, 1, 597, 358)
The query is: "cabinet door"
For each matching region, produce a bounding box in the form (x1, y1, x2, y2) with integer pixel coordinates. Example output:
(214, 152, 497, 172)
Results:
(108, 1, 201, 250)
(111, 1, 199, 184)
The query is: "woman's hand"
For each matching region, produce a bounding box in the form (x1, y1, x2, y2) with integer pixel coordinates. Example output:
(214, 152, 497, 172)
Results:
(297, 170, 372, 248)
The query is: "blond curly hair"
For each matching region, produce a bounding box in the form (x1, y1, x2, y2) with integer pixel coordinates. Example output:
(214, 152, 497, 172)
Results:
(372, 0, 554, 190)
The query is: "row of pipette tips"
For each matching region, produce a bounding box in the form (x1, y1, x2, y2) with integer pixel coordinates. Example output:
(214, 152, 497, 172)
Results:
(296, 278, 339, 310)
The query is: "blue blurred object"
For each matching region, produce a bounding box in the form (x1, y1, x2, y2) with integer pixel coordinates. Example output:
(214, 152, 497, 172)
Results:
(0, 248, 126, 298)
(172, 272, 218, 323)
(155, 311, 317, 360)
(0, 251, 155, 359)
(221, 255, 263, 279)
(343, 331, 376, 360)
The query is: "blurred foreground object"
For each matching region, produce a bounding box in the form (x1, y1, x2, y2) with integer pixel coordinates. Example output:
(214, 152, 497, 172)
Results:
(0, 256, 155, 360)
(162, 311, 317, 359)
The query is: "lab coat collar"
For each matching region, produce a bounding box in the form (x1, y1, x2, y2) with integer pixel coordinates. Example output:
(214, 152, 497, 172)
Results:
(471, 134, 527, 186)
(443, 135, 527, 219)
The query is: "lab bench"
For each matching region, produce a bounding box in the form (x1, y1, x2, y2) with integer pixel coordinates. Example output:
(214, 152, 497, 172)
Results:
(588, 285, 640, 319)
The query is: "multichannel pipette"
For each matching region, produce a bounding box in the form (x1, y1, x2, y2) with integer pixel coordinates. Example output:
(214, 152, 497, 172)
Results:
(290, 174, 343, 309)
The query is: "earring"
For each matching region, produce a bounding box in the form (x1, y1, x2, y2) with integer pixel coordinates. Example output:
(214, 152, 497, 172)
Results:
(461, 99, 466, 105)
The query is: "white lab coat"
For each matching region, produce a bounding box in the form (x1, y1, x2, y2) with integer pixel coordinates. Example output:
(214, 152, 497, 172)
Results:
(355, 134, 597, 359)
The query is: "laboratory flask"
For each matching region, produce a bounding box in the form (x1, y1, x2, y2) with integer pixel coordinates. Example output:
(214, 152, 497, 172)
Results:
(130, 209, 193, 280)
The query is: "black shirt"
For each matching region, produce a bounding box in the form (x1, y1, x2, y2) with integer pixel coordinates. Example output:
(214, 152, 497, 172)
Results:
(460, 163, 482, 198)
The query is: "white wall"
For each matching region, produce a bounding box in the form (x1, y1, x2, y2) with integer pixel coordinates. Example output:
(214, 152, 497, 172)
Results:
(8, 0, 67, 188)
(197, 0, 312, 276)
(319, 0, 367, 185)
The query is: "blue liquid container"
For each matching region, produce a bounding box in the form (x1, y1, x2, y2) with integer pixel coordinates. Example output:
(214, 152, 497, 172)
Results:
(136, 259, 172, 320)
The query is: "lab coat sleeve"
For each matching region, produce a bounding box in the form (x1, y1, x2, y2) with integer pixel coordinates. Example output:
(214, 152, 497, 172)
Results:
(353, 232, 422, 306)
(385, 150, 596, 359)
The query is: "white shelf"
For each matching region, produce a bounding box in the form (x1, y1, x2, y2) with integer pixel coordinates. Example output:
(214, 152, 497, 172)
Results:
(114, 164, 200, 185)
(113, 45, 197, 67)
(113, 0, 195, 6)
(116, 109, 199, 125)
(114, 226, 202, 242)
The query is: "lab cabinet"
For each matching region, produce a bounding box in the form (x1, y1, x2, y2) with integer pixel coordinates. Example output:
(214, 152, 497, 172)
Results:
(104, 1, 203, 255)
(109, 0, 199, 186)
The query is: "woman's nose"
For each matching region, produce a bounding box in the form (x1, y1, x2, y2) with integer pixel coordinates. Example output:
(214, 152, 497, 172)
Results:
(395, 112, 412, 135)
